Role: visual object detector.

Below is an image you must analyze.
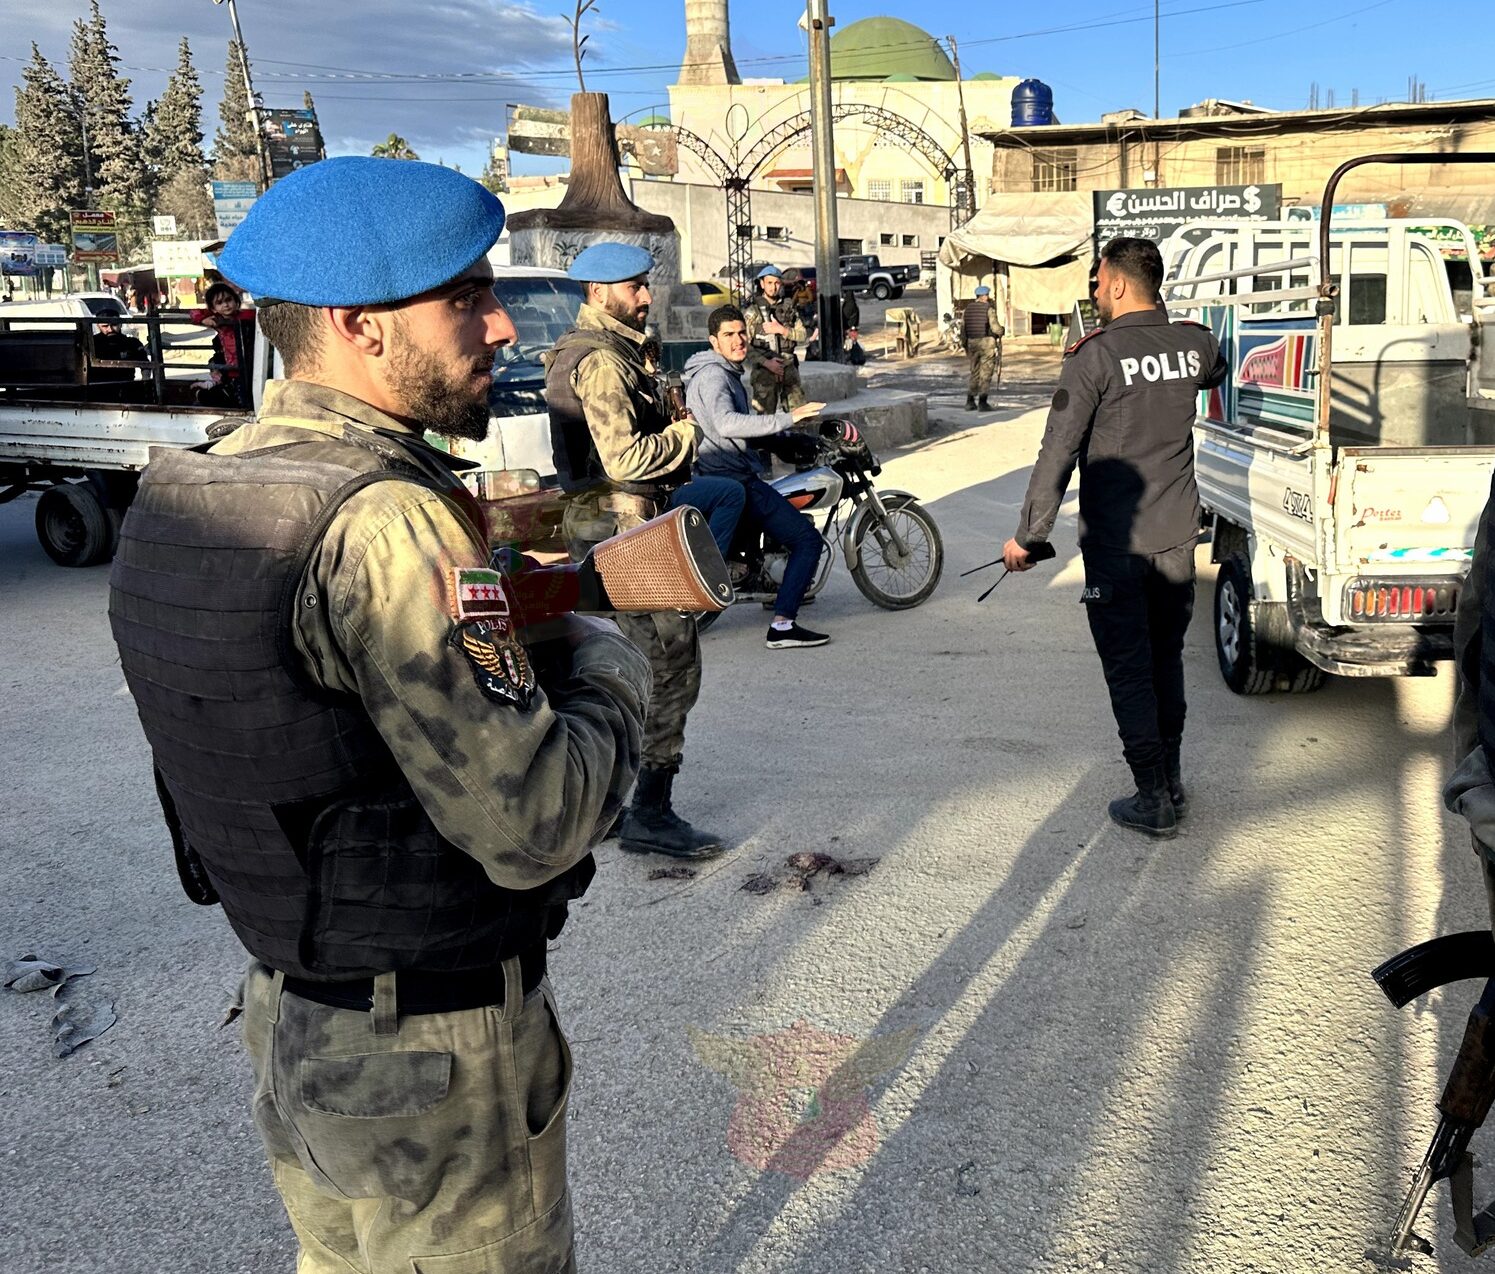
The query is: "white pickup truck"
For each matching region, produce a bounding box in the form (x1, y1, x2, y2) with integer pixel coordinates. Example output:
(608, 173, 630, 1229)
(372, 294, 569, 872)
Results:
(0, 265, 580, 565)
(1162, 153, 1495, 692)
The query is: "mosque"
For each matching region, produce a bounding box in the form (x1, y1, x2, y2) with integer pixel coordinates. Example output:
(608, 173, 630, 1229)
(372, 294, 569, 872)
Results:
(664, 6, 1026, 211)
(498, 4, 1048, 285)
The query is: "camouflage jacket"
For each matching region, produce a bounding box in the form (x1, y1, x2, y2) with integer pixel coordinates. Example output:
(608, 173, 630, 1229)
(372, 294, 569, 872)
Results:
(744, 293, 808, 366)
(548, 303, 699, 487)
(211, 379, 652, 890)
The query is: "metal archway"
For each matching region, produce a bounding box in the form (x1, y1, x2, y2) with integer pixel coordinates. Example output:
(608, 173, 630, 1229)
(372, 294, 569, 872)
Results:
(660, 124, 758, 302)
(740, 103, 975, 228)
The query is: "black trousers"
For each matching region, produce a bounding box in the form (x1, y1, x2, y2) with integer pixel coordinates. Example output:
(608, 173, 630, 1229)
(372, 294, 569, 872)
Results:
(1081, 545, 1196, 773)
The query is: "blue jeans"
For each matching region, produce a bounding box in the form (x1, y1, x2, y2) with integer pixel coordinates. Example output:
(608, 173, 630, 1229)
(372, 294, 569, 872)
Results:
(742, 476, 822, 620)
(669, 476, 746, 560)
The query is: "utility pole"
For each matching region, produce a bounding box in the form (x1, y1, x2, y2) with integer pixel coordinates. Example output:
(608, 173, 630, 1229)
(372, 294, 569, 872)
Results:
(215, 0, 271, 189)
(806, 0, 844, 362)
(1154, 0, 1160, 119)
(947, 36, 977, 224)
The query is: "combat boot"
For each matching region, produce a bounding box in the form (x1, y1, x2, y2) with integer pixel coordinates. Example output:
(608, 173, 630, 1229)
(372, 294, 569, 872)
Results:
(978, 395, 991, 411)
(618, 766, 726, 859)
(1162, 737, 1188, 818)
(964, 394, 977, 411)
(1107, 763, 1178, 839)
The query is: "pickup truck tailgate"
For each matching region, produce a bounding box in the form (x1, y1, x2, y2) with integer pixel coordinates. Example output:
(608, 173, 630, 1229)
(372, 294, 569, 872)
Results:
(1335, 447, 1495, 569)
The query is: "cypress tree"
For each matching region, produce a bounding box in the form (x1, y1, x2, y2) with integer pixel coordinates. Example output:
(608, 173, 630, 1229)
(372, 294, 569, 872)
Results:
(213, 40, 262, 184)
(68, 0, 141, 215)
(146, 38, 207, 179)
(10, 45, 84, 244)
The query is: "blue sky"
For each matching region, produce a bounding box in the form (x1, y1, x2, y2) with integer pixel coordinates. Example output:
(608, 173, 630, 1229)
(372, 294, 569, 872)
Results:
(1, 0, 1473, 180)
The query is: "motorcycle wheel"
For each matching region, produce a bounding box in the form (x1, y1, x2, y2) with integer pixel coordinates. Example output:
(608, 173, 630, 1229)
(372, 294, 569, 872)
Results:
(849, 498, 943, 609)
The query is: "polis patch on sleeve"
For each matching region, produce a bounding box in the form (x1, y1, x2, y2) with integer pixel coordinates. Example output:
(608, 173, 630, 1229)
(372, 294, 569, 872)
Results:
(450, 618, 535, 710)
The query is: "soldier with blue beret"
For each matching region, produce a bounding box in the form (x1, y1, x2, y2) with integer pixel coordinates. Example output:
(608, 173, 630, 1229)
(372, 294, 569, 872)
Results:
(546, 239, 741, 860)
(962, 284, 1002, 411)
(110, 157, 650, 1272)
(743, 260, 808, 415)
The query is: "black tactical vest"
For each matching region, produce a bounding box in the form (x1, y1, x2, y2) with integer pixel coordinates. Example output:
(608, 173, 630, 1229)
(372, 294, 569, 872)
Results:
(545, 326, 679, 495)
(108, 431, 591, 980)
(1480, 528, 1495, 771)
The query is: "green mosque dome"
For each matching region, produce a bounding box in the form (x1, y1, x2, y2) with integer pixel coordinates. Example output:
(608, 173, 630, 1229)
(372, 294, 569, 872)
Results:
(827, 16, 956, 82)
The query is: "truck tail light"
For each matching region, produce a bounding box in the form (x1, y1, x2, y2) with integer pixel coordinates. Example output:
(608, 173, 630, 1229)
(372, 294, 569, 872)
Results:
(1344, 578, 1459, 624)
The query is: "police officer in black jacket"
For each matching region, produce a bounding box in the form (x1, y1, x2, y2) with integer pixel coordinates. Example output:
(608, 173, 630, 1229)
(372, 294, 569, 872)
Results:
(1002, 236, 1228, 838)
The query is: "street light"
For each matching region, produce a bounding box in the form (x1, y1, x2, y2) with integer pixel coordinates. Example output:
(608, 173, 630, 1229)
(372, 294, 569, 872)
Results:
(212, 0, 271, 189)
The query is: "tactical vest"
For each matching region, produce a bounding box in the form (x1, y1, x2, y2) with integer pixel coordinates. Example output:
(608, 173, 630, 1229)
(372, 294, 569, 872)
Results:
(747, 297, 800, 358)
(1481, 536, 1495, 771)
(108, 430, 591, 981)
(545, 327, 680, 496)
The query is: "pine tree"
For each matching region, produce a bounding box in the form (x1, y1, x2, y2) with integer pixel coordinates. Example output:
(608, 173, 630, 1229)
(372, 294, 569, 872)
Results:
(154, 168, 215, 238)
(213, 40, 261, 184)
(10, 45, 84, 244)
(146, 38, 207, 180)
(68, 0, 140, 216)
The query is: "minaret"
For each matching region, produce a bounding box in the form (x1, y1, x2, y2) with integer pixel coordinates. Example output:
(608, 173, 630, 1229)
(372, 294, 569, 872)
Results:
(679, 0, 740, 86)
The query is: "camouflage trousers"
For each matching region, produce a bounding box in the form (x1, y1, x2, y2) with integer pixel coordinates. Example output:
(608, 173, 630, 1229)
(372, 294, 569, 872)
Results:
(749, 357, 806, 414)
(563, 495, 702, 770)
(241, 960, 575, 1273)
(967, 336, 1000, 397)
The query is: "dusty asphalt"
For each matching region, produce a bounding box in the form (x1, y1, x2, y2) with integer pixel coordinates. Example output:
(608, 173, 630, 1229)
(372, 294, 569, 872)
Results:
(0, 379, 1486, 1274)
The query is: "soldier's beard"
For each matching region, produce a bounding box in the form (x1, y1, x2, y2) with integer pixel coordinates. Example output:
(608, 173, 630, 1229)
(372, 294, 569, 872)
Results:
(601, 293, 649, 331)
(385, 324, 493, 442)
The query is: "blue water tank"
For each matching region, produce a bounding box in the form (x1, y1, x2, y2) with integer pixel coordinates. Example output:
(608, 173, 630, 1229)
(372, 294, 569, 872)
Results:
(1012, 79, 1054, 127)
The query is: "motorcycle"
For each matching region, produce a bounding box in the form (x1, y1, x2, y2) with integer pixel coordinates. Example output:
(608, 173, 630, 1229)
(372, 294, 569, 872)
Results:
(938, 312, 965, 354)
(699, 419, 944, 630)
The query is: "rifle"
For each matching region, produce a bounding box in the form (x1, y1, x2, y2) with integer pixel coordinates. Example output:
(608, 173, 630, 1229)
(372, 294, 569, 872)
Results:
(1372, 933, 1495, 1257)
(495, 504, 733, 627)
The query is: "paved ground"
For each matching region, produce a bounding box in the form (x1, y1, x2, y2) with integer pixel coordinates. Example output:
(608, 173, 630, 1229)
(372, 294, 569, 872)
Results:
(1, 386, 1487, 1273)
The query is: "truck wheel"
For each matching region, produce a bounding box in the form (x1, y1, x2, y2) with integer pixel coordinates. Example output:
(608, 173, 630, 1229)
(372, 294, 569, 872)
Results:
(36, 482, 112, 567)
(890, 286, 904, 300)
(871, 281, 892, 301)
(1214, 553, 1325, 695)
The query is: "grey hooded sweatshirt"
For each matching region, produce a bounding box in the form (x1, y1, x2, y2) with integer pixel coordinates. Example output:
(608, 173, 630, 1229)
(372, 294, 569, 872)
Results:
(682, 348, 794, 481)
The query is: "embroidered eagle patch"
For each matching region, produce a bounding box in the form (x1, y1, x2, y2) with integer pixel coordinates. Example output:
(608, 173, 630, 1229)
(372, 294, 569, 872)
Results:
(450, 618, 535, 710)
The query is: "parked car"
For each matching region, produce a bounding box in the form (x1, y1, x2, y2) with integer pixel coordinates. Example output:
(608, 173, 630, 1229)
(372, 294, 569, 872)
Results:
(685, 279, 733, 307)
(839, 254, 920, 301)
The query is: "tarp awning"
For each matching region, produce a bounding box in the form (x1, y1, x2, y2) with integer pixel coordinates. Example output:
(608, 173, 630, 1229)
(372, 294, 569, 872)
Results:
(939, 191, 1094, 269)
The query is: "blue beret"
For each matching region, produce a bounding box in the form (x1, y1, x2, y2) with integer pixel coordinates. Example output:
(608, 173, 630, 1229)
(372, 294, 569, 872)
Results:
(974, 286, 991, 296)
(567, 242, 654, 284)
(756, 265, 783, 279)
(217, 157, 505, 306)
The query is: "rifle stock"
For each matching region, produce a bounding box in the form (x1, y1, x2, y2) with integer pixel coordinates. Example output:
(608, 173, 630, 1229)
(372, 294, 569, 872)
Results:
(497, 505, 733, 628)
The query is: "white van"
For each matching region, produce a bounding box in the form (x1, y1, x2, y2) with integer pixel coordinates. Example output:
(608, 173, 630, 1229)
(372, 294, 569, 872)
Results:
(0, 292, 129, 330)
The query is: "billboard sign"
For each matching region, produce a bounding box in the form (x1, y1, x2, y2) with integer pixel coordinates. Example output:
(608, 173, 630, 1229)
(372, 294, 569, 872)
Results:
(211, 180, 259, 238)
(262, 107, 325, 180)
(152, 239, 214, 279)
(0, 230, 40, 276)
(1092, 184, 1282, 248)
(70, 210, 119, 263)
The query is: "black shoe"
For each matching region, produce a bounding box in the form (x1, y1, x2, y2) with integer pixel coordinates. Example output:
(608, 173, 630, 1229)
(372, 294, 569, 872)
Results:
(618, 767, 725, 859)
(978, 395, 990, 410)
(964, 395, 977, 411)
(1107, 764, 1178, 839)
(766, 621, 829, 649)
(1163, 738, 1188, 818)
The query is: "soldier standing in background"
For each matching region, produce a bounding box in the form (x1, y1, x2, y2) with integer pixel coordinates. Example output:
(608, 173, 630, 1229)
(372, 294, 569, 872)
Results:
(109, 158, 652, 1272)
(744, 264, 808, 414)
(963, 284, 1002, 411)
(545, 242, 730, 860)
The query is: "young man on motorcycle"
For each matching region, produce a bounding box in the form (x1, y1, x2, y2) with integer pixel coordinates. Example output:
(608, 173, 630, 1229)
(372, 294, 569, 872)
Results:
(684, 305, 831, 650)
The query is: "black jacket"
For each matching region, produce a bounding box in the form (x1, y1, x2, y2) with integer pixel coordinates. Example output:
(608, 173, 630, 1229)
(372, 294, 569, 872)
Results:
(1016, 308, 1228, 556)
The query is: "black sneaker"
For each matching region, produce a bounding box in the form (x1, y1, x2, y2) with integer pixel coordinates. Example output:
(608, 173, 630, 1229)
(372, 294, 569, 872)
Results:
(766, 622, 829, 649)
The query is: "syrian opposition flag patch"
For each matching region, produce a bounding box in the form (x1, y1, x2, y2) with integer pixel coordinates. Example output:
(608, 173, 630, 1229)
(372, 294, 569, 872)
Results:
(449, 567, 511, 621)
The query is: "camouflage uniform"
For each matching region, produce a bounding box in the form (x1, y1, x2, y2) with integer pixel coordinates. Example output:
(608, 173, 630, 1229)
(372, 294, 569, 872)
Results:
(553, 304, 702, 770)
(967, 336, 1000, 398)
(744, 294, 808, 415)
(213, 380, 651, 1271)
